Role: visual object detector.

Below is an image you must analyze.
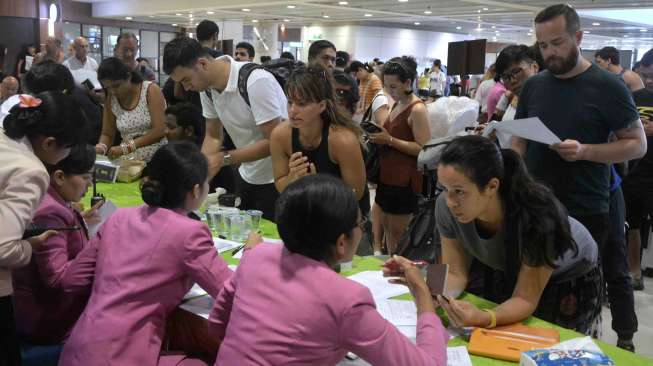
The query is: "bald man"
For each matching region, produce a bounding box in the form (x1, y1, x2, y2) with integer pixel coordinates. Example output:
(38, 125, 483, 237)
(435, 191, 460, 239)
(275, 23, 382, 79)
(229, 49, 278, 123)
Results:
(0, 76, 18, 103)
(63, 37, 98, 73)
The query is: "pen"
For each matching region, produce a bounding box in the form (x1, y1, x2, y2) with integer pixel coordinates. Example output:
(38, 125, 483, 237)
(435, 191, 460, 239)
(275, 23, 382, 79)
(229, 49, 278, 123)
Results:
(231, 244, 246, 255)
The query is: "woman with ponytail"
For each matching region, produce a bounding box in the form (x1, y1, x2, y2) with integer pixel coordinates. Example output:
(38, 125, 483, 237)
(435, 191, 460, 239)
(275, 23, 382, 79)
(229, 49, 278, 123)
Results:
(368, 56, 431, 255)
(58, 142, 235, 365)
(0, 91, 86, 365)
(271, 64, 370, 216)
(435, 135, 601, 335)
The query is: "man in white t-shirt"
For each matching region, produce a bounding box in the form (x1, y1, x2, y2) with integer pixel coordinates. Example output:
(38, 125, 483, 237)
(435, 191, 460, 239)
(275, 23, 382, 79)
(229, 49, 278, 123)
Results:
(163, 37, 287, 220)
(429, 60, 446, 96)
(63, 37, 99, 87)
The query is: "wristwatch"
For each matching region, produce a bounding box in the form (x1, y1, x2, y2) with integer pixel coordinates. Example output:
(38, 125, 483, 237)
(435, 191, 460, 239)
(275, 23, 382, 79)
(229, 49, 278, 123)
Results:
(223, 152, 233, 166)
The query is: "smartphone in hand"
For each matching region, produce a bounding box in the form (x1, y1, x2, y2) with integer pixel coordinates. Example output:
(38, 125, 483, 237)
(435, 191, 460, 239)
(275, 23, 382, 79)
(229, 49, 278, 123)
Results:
(426, 263, 449, 296)
(82, 79, 95, 91)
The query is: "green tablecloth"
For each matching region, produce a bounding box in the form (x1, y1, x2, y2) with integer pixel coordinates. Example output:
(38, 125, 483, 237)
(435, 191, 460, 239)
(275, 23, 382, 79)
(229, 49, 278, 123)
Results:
(86, 181, 653, 366)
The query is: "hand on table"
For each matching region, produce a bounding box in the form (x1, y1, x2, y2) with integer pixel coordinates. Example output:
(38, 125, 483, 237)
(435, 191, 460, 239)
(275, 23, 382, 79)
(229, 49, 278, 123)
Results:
(437, 295, 490, 328)
(550, 139, 586, 162)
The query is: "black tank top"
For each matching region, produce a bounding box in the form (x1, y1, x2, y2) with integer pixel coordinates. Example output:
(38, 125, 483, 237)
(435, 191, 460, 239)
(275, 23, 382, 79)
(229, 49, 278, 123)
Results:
(291, 123, 371, 215)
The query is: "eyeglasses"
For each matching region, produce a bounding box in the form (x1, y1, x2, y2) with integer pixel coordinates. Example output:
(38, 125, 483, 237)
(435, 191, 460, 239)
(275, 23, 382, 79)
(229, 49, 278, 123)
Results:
(500, 66, 525, 83)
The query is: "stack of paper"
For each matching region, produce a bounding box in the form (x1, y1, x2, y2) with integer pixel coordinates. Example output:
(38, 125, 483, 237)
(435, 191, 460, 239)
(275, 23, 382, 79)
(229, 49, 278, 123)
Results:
(347, 271, 410, 302)
(213, 237, 242, 253)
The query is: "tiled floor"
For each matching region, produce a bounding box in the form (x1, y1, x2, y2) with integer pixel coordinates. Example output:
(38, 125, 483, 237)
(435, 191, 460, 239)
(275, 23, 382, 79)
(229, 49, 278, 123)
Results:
(600, 276, 653, 359)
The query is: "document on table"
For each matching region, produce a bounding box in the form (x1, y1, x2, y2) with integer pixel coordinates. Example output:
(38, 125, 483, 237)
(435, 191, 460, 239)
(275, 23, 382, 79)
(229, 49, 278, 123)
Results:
(213, 237, 242, 253)
(375, 299, 417, 326)
(183, 265, 237, 302)
(447, 346, 472, 366)
(493, 117, 561, 145)
(347, 271, 410, 301)
(180, 295, 214, 319)
(232, 238, 283, 259)
(87, 200, 118, 237)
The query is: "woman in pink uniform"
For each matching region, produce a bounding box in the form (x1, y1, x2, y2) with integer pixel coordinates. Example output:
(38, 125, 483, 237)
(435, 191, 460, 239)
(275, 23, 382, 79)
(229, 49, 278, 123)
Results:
(58, 142, 233, 366)
(209, 174, 448, 366)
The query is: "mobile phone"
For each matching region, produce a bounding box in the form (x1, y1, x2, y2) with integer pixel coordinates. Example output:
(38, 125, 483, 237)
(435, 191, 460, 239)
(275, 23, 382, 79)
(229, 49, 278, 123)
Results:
(82, 79, 95, 91)
(426, 263, 449, 297)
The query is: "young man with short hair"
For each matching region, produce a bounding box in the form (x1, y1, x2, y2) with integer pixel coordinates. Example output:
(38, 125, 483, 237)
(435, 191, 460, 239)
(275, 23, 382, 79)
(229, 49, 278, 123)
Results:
(234, 42, 255, 62)
(595, 46, 644, 93)
(163, 37, 287, 221)
(196, 20, 223, 58)
(308, 40, 336, 72)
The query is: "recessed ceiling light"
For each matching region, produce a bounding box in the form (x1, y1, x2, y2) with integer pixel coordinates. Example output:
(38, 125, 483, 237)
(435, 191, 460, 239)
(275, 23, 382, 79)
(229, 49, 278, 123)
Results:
(491, 25, 495, 29)
(287, 5, 296, 9)
(476, 28, 482, 31)
(456, 26, 462, 30)
(398, 0, 408, 2)
(592, 22, 600, 26)
(640, 29, 648, 32)
(323, 15, 330, 18)
(584, 30, 590, 34)
(483, 7, 489, 11)
(148, 15, 154, 18)
(207, 11, 215, 15)
(424, 10, 432, 14)
(172, 23, 178, 26)
(252, 19, 259, 23)
(477, 9, 481, 13)
(338, 1, 348, 4)
(125, 16, 132, 20)
(189, 14, 193, 18)
(242, 8, 250, 12)
(414, 22, 420, 25)
(176, 13, 182, 16)
(284, 19, 290, 22)
(624, 35, 629, 38)
(364, 14, 372, 17)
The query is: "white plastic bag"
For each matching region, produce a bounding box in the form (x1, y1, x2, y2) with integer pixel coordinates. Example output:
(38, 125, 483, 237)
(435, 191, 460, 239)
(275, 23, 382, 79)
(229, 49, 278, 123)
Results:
(426, 96, 479, 139)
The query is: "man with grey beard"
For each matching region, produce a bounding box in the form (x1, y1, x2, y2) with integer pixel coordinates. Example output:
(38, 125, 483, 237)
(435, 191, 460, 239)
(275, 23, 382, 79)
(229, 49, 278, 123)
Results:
(512, 4, 646, 351)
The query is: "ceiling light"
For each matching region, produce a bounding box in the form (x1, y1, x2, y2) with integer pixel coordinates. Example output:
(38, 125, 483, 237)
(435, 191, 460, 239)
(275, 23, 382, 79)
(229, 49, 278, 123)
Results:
(398, 0, 408, 2)
(491, 25, 495, 29)
(189, 14, 193, 18)
(242, 8, 250, 12)
(364, 14, 372, 17)
(287, 5, 296, 9)
(252, 19, 259, 23)
(592, 22, 600, 26)
(424, 10, 432, 14)
(284, 19, 290, 22)
(414, 22, 420, 25)
(323, 15, 330, 18)
(584, 30, 590, 34)
(624, 35, 629, 38)
(148, 15, 154, 18)
(176, 13, 182, 16)
(483, 7, 489, 11)
(456, 26, 462, 30)
(172, 23, 178, 26)
(476, 28, 482, 31)
(125, 17, 132, 20)
(207, 11, 215, 15)
(477, 10, 481, 13)
(640, 29, 648, 32)
(338, 1, 348, 4)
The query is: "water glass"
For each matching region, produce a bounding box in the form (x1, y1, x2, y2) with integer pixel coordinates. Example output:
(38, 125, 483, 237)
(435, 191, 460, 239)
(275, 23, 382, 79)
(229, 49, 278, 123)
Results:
(246, 210, 263, 231)
(214, 207, 238, 236)
(226, 213, 252, 242)
(206, 205, 220, 231)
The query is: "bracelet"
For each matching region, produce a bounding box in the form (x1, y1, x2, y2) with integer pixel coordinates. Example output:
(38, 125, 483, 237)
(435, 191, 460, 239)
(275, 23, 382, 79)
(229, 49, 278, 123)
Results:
(96, 143, 108, 155)
(120, 142, 129, 156)
(482, 309, 497, 329)
(128, 138, 137, 153)
(389, 136, 394, 146)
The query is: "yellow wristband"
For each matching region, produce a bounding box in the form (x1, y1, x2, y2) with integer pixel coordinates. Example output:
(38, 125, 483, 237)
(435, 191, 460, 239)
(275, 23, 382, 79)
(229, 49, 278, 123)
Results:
(482, 309, 497, 329)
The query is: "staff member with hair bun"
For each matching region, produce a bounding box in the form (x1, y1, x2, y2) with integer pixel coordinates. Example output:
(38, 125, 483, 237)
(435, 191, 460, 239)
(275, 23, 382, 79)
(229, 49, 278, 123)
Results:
(368, 56, 431, 255)
(58, 142, 234, 365)
(0, 91, 87, 365)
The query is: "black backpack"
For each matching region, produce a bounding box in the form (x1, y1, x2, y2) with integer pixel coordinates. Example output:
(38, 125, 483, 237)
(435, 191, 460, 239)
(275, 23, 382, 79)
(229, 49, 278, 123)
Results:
(236, 58, 305, 106)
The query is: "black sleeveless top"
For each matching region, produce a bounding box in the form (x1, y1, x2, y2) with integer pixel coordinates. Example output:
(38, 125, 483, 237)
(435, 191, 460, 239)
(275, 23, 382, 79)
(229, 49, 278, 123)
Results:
(291, 123, 370, 215)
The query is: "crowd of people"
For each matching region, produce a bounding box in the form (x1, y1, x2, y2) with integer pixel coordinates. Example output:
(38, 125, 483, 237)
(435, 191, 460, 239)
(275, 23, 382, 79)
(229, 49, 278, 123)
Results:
(1, 3, 652, 365)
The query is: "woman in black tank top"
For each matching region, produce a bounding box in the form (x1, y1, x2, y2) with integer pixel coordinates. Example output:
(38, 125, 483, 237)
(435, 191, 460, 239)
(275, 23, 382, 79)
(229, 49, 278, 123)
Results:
(270, 65, 369, 215)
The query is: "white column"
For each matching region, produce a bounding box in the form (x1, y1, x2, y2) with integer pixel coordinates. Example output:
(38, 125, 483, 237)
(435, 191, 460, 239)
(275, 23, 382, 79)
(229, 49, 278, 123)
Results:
(253, 22, 279, 60)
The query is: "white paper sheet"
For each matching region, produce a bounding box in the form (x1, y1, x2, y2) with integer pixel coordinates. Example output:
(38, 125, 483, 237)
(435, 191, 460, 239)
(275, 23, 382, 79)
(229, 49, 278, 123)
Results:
(493, 117, 561, 145)
(347, 271, 410, 301)
(232, 238, 282, 259)
(70, 69, 101, 89)
(87, 200, 117, 237)
(447, 346, 472, 366)
(213, 237, 242, 253)
(180, 295, 214, 319)
(375, 299, 417, 326)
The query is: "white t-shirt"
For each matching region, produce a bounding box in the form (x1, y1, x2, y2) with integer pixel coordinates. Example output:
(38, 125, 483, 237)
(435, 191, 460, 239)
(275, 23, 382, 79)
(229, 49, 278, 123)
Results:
(429, 70, 446, 96)
(495, 93, 509, 113)
(63, 57, 100, 88)
(369, 90, 388, 124)
(474, 79, 495, 113)
(200, 56, 288, 185)
(496, 104, 517, 148)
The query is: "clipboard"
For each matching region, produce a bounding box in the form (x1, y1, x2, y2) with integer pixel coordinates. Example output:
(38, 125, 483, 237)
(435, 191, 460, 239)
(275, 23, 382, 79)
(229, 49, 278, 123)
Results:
(467, 323, 560, 362)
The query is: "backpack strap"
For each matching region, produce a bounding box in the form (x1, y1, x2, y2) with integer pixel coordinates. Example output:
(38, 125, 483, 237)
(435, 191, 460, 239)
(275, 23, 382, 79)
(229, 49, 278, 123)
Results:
(362, 92, 383, 123)
(237, 62, 264, 107)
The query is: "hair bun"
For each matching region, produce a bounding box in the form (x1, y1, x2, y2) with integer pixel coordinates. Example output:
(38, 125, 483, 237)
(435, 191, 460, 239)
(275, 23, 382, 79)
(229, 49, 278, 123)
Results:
(141, 179, 165, 207)
(3, 105, 43, 139)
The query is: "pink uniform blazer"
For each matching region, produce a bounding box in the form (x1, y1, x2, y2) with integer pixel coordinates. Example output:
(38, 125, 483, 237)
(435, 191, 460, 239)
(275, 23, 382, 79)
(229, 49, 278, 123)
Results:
(58, 205, 232, 365)
(209, 243, 448, 366)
